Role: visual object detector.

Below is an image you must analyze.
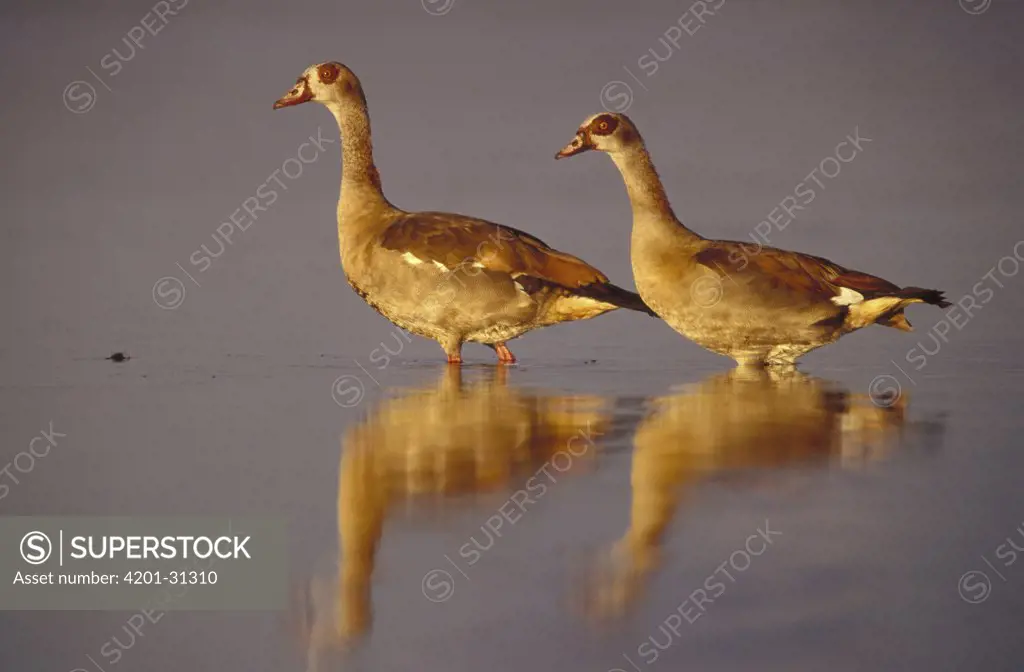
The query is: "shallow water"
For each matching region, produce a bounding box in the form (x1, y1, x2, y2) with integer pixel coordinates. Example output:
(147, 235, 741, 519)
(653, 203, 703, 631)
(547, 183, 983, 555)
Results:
(3, 348, 1024, 671)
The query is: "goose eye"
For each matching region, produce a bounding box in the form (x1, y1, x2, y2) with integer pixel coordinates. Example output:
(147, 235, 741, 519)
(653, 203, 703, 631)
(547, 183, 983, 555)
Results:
(591, 115, 618, 136)
(318, 64, 339, 84)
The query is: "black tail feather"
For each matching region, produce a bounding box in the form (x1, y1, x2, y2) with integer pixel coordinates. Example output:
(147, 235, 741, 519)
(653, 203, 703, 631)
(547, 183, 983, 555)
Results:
(575, 283, 658, 316)
(514, 275, 658, 316)
(896, 287, 951, 309)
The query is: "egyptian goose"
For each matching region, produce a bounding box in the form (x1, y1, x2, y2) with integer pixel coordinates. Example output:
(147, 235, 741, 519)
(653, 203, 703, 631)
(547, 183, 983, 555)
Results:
(273, 63, 653, 364)
(556, 113, 950, 367)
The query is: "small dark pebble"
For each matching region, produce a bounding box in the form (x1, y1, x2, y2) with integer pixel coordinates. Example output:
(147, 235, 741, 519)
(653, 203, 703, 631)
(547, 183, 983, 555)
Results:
(106, 352, 130, 362)
(585, 359, 597, 364)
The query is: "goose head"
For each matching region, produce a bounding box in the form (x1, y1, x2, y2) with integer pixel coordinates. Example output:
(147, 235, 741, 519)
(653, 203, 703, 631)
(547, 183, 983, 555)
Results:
(555, 112, 641, 159)
(273, 61, 366, 110)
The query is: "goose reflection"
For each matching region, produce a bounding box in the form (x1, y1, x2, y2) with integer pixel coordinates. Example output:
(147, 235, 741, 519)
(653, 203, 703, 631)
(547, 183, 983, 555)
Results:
(301, 366, 614, 659)
(583, 367, 920, 619)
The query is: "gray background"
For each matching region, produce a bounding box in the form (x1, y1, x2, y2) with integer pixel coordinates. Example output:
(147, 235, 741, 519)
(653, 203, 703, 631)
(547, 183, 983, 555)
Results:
(1, 0, 1021, 372)
(2, 0, 1023, 671)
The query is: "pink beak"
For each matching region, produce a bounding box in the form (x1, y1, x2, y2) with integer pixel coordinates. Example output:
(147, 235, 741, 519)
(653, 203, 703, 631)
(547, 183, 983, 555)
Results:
(273, 78, 314, 109)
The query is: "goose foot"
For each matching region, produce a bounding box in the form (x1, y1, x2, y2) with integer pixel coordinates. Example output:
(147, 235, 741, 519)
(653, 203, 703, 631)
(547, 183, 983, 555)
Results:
(492, 342, 517, 365)
(441, 339, 463, 364)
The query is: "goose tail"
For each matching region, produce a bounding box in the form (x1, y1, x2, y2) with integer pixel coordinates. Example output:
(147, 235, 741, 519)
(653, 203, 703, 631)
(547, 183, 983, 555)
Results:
(865, 287, 950, 332)
(893, 286, 951, 309)
(577, 283, 657, 316)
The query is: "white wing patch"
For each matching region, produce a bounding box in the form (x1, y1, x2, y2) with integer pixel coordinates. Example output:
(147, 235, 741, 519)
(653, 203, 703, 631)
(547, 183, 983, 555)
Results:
(401, 252, 452, 272)
(831, 287, 865, 306)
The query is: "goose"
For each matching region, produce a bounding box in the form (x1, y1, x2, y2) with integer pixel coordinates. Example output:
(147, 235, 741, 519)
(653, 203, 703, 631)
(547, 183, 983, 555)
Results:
(273, 63, 653, 364)
(555, 113, 950, 367)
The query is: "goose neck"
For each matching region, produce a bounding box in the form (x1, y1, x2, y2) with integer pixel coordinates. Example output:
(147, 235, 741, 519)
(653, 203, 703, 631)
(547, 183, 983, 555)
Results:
(610, 146, 699, 241)
(327, 101, 392, 213)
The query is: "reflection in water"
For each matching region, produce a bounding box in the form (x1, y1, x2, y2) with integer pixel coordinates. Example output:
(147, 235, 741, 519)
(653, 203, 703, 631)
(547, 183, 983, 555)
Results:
(582, 367, 930, 620)
(296, 365, 942, 665)
(298, 366, 614, 662)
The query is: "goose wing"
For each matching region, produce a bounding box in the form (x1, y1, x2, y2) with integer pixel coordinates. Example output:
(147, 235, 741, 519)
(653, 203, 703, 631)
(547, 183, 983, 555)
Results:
(380, 211, 611, 289)
(694, 243, 900, 306)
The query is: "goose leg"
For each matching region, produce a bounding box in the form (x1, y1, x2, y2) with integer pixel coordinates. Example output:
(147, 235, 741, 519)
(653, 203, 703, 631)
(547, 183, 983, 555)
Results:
(441, 337, 463, 365)
(491, 342, 517, 365)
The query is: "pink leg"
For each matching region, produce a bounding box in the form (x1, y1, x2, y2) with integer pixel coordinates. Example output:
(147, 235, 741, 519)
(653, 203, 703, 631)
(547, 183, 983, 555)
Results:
(442, 339, 463, 365)
(494, 342, 517, 364)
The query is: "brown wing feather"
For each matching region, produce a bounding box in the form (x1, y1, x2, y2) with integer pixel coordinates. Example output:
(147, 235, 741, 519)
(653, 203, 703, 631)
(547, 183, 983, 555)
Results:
(379, 212, 609, 288)
(695, 243, 901, 301)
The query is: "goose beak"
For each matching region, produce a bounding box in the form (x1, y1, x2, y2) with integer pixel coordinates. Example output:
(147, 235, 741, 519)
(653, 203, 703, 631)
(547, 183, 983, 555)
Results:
(555, 133, 593, 159)
(273, 78, 314, 110)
